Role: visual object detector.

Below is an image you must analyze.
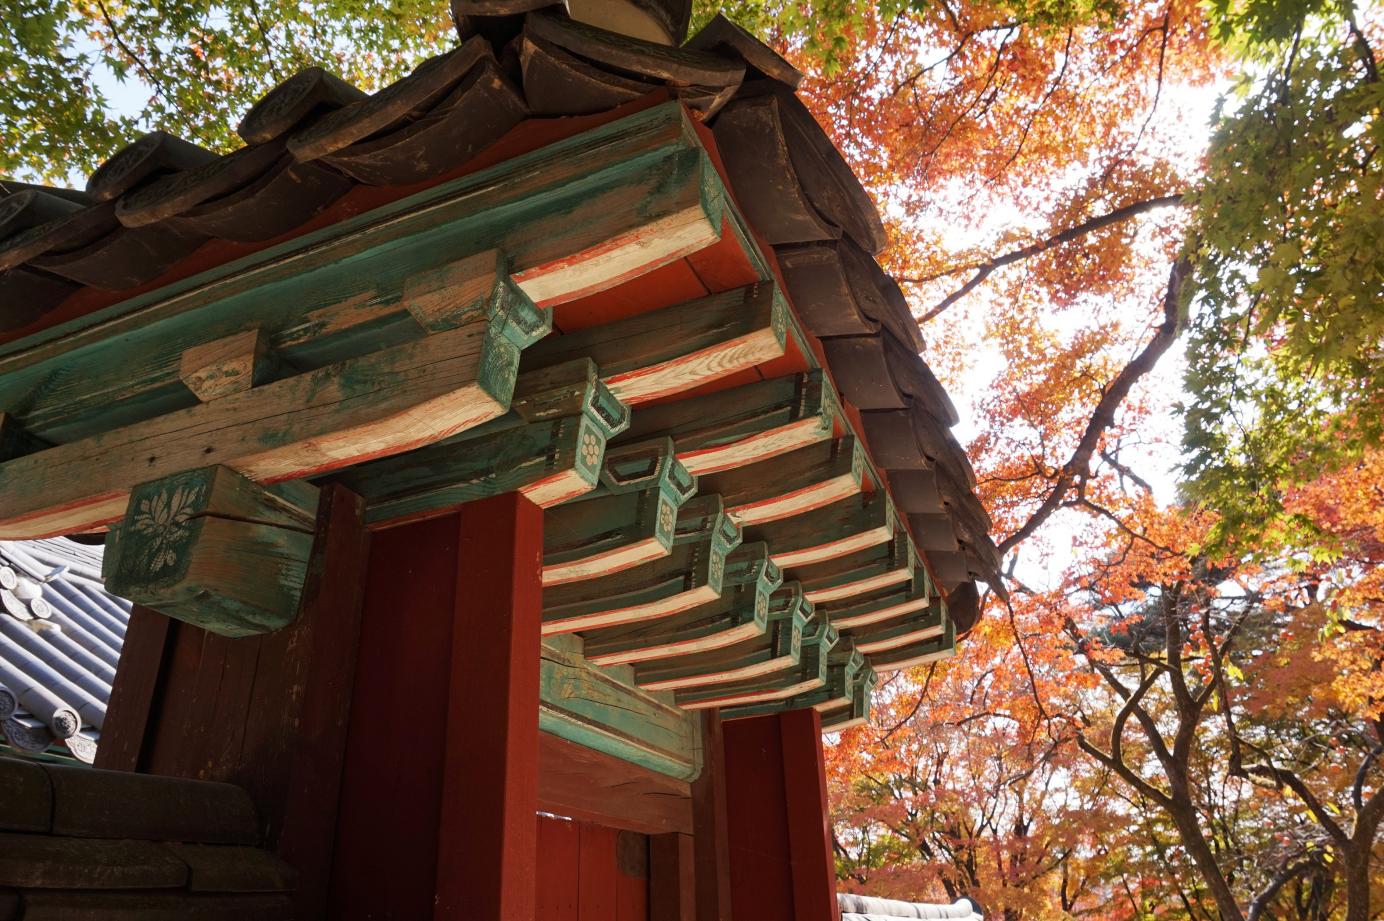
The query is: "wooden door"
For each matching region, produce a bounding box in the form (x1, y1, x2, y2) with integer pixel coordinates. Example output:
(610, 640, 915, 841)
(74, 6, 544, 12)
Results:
(537, 815, 649, 920)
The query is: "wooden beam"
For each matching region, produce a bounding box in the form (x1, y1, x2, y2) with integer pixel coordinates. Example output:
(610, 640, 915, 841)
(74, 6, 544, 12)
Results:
(0, 103, 714, 432)
(539, 639, 701, 780)
(179, 328, 275, 402)
(846, 604, 946, 656)
(865, 619, 957, 673)
(795, 535, 918, 604)
(697, 436, 863, 527)
(746, 492, 895, 569)
(718, 638, 862, 719)
(542, 440, 697, 586)
(538, 731, 693, 835)
(818, 576, 934, 630)
(102, 467, 319, 637)
(0, 291, 545, 539)
(522, 283, 789, 405)
(677, 614, 837, 711)
(335, 364, 629, 526)
(635, 582, 811, 692)
(618, 370, 837, 476)
(542, 519, 741, 635)
(581, 541, 782, 667)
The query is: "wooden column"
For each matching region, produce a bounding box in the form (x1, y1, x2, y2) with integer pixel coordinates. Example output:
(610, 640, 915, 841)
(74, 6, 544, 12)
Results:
(722, 710, 840, 921)
(329, 493, 542, 921)
(437, 492, 542, 921)
(692, 712, 733, 921)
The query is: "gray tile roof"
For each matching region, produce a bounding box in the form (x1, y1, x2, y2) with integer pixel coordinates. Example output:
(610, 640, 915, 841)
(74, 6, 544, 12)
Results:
(0, 539, 129, 763)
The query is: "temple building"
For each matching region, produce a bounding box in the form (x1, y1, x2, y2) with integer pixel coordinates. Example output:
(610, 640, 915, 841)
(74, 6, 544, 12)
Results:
(0, 0, 999, 917)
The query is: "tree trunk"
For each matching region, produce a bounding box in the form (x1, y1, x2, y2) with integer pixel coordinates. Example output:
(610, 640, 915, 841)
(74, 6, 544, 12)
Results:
(1164, 780, 1247, 921)
(1340, 846, 1371, 921)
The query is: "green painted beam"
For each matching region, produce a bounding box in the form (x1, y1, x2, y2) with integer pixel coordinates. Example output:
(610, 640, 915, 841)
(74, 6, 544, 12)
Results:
(102, 466, 319, 637)
(696, 435, 864, 527)
(616, 370, 838, 476)
(634, 581, 811, 692)
(747, 491, 896, 569)
(539, 640, 702, 781)
(581, 540, 782, 667)
(521, 282, 790, 407)
(333, 360, 629, 524)
(794, 535, 920, 605)
(542, 529, 736, 635)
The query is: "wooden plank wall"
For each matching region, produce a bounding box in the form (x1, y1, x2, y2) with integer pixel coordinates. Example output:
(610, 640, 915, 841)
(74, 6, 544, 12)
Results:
(95, 485, 371, 921)
(537, 816, 649, 921)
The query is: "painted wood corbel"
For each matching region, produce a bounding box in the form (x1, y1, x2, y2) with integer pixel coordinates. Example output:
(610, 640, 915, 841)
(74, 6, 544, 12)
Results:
(102, 466, 319, 637)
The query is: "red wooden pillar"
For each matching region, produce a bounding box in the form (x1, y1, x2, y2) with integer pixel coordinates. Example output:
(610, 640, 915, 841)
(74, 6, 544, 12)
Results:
(437, 492, 542, 921)
(330, 493, 542, 921)
(722, 709, 840, 921)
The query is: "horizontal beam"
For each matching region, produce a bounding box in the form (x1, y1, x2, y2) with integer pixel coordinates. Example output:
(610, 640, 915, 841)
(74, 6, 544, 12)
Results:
(634, 583, 811, 692)
(581, 542, 782, 666)
(523, 283, 789, 406)
(539, 640, 702, 780)
(617, 370, 837, 476)
(697, 436, 863, 527)
(796, 536, 918, 604)
(334, 361, 630, 526)
(542, 525, 740, 635)
(0, 295, 545, 538)
(747, 493, 895, 569)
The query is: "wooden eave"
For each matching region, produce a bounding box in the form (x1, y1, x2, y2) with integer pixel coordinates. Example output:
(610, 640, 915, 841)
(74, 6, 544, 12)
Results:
(0, 16, 1003, 774)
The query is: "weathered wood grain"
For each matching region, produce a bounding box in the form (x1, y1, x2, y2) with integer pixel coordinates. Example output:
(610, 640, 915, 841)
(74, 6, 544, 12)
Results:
(0, 105, 714, 453)
(795, 535, 918, 604)
(866, 619, 957, 672)
(538, 731, 694, 836)
(617, 371, 836, 475)
(0, 311, 533, 539)
(179, 329, 275, 402)
(581, 542, 781, 667)
(539, 641, 701, 780)
(698, 436, 862, 527)
(697, 620, 839, 713)
(523, 283, 788, 405)
(819, 577, 935, 630)
(102, 467, 319, 637)
(746, 492, 895, 569)
(635, 582, 810, 692)
(847, 604, 946, 655)
(542, 528, 735, 635)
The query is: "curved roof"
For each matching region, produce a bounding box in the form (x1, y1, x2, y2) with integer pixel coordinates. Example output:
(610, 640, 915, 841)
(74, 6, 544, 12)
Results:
(0, 539, 129, 763)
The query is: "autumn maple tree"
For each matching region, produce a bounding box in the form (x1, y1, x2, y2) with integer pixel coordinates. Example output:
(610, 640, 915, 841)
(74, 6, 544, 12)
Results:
(3, 0, 1380, 916)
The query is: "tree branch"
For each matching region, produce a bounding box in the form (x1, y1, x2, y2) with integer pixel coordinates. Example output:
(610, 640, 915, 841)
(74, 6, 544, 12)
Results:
(997, 254, 1190, 556)
(906, 193, 1184, 323)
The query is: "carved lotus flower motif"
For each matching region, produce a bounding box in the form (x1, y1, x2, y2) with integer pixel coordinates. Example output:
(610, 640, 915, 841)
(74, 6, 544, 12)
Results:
(131, 483, 201, 572)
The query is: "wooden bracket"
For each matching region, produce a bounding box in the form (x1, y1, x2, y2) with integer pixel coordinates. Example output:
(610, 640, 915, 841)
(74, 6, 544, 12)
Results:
(581, 541, 781, 667)
(102, 466, 319, 637)
(523, 283, 789, 406)
(617, 370, 837, 476)
(179, 328, 277, 402)
(539, 640, 702, 780)
(635, 582, 811, 693)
